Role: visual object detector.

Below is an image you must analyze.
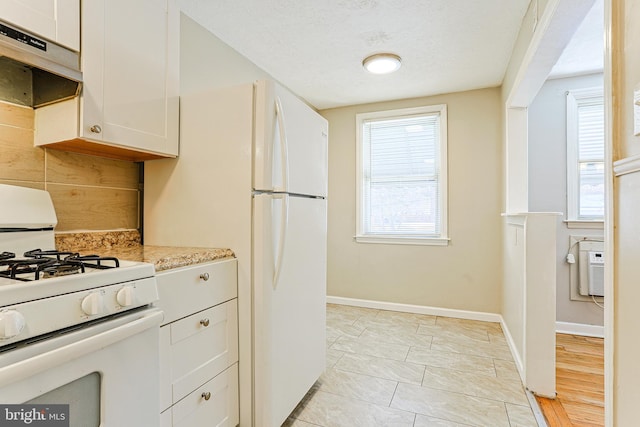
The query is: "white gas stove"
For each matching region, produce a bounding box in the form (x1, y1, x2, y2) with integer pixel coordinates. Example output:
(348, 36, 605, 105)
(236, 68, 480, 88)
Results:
(0, 184, 163, 426)
(0, 183, 158, 348)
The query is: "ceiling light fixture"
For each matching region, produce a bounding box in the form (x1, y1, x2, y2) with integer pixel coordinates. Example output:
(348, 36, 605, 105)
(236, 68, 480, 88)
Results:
(362, 53, 402, 74)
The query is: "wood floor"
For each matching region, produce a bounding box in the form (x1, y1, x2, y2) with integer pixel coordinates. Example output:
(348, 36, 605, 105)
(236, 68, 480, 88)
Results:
(536, 333, 604, 427)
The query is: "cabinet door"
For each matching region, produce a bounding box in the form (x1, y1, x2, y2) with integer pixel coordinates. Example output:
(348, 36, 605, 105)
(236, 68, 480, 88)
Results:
(82, 0, 179, 156)
(0, 0, 79, 50)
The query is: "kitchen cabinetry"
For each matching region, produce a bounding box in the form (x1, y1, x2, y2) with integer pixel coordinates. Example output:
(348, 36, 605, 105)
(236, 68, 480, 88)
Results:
(156, 259, 239, 427)
(0, 0, 79, 51)
(34, 0, 179, 161)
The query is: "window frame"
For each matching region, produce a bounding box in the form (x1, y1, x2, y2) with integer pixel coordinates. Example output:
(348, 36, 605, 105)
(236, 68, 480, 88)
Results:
(566, 87, 605, 225)
(355, 104, 449, 246)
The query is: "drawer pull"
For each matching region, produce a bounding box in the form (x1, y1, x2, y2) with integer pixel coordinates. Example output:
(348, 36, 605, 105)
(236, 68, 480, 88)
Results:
(199, 272, 210, 281)
(200, 318, 210, 327)
(201, 391, 211, 401)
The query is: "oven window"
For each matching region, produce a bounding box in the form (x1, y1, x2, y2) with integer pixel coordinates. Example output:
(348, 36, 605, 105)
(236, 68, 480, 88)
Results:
(27, 372, 100, 427)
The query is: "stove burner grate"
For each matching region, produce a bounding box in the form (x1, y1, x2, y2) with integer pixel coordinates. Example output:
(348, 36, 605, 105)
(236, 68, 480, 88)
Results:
(24, 249, 78, 261)
(0, 258, 56, 281)
(68, 254, 120, 269)
(0, 249, 120, 281)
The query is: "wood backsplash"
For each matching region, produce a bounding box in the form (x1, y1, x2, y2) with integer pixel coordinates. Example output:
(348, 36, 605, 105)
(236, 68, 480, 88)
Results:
(0, 101, 140, 232)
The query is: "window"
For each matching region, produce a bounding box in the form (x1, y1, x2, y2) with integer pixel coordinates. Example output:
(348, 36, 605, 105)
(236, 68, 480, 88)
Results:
(566, 88, 604, 222)
(356, 105, 448, 245)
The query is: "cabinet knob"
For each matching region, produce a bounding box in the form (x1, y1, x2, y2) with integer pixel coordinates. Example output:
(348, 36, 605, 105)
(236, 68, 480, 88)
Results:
(89, 125, 102, 134)
(200, 318, 210, 327)
(201, 391, 211, 401)
(199, 272, 210, 281)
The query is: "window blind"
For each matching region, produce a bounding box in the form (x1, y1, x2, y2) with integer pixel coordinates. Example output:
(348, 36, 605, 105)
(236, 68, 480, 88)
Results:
(361, 113, 441, 236)
(576, 98, 604, 219)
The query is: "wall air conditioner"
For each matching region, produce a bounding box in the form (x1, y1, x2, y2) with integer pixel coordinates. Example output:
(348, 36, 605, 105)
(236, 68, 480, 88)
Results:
(575, 239, 604, 298)
(587, 251, 604, 297)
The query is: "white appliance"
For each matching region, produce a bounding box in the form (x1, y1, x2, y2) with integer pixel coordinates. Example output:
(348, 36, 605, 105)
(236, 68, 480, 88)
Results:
(144, 80, 328, 427)
(587, 251, 605, 297)
(0, 18, 82, 107)
(0, 184, 163, 426)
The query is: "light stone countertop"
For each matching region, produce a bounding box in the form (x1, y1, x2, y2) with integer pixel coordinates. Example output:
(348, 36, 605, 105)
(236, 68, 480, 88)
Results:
(55, 231, 235, 272)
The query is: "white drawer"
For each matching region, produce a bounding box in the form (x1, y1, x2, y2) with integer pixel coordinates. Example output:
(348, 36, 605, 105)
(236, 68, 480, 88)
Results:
(156, 258, 237, 325)
(163, 299, 238, 405)
(172, 363, 239, 427)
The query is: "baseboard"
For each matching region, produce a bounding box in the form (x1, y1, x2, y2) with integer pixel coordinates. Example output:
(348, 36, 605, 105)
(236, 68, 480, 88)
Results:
(499, 318, 525, 378)
(556, 321, 604, 338)
(326, 296, 502, 323)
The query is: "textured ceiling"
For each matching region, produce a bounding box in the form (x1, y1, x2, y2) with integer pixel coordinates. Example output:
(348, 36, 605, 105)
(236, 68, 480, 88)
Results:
(177, 1, 531, 109)
(549, 0, 603, 79)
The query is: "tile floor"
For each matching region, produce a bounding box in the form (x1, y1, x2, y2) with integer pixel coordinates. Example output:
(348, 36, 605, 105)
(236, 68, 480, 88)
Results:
(284, 304, 539, 427)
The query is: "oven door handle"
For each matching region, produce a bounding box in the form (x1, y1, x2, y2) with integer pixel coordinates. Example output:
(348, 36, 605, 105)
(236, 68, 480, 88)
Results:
(0, 309, 163, 388)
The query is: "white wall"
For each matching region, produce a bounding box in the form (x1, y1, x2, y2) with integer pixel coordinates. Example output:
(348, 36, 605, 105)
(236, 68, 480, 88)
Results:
(179, 14, 273, 96)
(320, 88, 503, 314)
(528, 73, 605, 327)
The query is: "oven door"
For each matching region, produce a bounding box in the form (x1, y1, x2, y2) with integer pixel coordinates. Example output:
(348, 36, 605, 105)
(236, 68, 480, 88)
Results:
(0, 307, 163, 427)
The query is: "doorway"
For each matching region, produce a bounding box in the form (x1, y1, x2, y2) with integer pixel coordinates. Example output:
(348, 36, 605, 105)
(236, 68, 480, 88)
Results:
(527, 1, 605, 424)
(502, 0, 609, 425)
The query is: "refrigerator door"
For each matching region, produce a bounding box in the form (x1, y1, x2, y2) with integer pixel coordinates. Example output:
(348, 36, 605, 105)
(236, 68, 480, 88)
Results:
(254, 80, 328, 197)
(253, 193, 327, 427)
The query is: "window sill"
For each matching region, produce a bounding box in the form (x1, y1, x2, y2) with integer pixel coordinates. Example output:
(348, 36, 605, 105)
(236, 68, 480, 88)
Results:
(354, 235, 450, 246)
(564, 220, 604, 229)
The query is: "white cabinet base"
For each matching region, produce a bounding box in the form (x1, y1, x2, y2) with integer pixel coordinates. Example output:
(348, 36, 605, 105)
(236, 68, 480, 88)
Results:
(158, 259, 239, 427)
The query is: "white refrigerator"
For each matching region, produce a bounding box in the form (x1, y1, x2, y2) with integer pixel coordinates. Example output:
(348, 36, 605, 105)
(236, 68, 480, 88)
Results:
(144, 80, 328, 427)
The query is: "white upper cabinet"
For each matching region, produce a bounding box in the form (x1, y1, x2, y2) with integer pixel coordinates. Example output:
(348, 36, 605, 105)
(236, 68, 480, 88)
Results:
(34, 0, 180, 161)
(0, 0, 79, 51)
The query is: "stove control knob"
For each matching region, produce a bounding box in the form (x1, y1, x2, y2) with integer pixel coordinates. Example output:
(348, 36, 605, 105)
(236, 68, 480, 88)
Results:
(0, 310, 26, 339)
(116, 286, 135, 307)
(81, 292, 104, 316)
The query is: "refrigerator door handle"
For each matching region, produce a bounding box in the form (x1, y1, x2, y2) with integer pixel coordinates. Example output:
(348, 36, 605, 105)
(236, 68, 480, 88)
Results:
(275, 97, 289, 192)
(273, 193, 289, 289)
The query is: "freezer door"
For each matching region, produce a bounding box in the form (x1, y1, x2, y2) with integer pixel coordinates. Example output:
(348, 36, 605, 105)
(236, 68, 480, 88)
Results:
(254, 80, 328, 197)
(253, 194, 327, 427)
